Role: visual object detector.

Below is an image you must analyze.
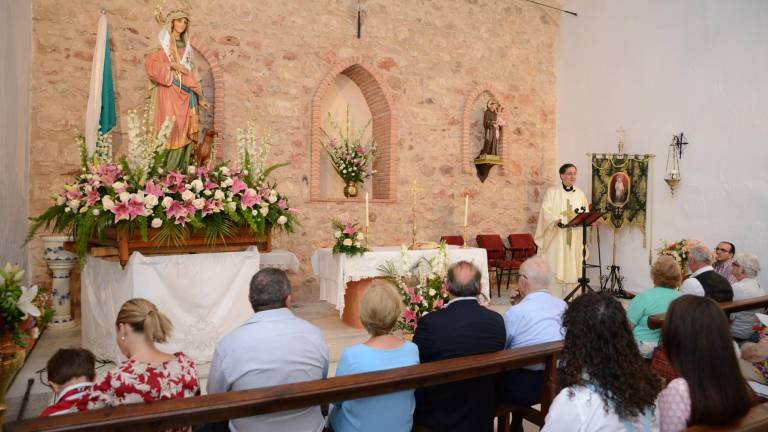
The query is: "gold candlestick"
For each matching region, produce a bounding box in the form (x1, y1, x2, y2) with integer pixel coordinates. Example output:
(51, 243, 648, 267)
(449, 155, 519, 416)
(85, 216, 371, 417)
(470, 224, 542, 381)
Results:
(363, 225, 369, 249)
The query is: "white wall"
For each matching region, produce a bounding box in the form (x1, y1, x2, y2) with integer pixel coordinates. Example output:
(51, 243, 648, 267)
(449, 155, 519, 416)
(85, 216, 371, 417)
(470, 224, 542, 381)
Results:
(557, 0, 768, 292)
(0, 1, 32, 272)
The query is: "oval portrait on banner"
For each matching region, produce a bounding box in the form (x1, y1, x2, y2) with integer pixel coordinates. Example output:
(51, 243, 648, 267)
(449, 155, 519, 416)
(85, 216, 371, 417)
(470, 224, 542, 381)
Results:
(608, 172, 631, 207)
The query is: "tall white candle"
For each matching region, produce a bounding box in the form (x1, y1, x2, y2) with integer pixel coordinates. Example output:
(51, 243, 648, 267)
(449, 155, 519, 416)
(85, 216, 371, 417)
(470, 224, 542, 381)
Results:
(463, 195, 469, 226)
(365, 192, 370, 227)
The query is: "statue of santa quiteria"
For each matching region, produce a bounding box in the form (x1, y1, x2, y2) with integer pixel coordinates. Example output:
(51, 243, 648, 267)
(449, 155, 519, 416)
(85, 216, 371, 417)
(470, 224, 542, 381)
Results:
(145, 8, 208, 171)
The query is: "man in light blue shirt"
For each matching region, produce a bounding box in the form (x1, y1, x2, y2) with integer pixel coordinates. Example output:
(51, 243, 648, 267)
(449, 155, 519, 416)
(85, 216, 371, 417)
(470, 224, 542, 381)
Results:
(499, 256, 566, 432)
(207, 268, 329, 432)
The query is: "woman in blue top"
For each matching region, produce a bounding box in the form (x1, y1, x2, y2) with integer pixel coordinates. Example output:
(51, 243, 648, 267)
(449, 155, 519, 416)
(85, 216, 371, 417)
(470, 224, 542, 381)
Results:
(329, 281, 419, 432)
(626, 255, 682, 358)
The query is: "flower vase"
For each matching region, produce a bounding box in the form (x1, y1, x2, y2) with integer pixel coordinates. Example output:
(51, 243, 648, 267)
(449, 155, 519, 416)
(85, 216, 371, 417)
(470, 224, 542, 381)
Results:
(343, 181, 359, 198)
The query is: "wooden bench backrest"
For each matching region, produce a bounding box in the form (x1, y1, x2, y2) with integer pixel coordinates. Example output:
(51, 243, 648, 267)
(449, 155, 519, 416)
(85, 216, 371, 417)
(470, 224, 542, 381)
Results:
(6, 341, 563, 432)
(648, 295, 768, 330)
(685, 402, 768, 431)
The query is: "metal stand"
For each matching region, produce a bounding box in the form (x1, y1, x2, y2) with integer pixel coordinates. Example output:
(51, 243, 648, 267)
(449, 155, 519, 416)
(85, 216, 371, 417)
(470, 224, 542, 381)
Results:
(564, 211, 596, 302)
(599, 228, 633, 299)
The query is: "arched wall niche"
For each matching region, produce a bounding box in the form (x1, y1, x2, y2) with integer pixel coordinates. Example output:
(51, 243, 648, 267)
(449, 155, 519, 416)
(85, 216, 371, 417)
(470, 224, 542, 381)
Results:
(311, 57, 398, 202)
(189, 36, 226, 161)
(462, 83, 509, 175)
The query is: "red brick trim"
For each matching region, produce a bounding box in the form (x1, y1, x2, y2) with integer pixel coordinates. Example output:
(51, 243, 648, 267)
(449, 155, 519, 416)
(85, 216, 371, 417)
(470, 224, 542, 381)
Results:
(461, 83, 508, 175)
(310, 57, 398, 202)
(190, 37, 226, 160)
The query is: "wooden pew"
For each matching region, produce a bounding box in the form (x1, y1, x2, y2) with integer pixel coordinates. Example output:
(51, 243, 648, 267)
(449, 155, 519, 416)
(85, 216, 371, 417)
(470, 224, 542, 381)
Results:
(685, 402, 768, 431)
(6, 341, 563, 432)
(648, 295, 768, 330)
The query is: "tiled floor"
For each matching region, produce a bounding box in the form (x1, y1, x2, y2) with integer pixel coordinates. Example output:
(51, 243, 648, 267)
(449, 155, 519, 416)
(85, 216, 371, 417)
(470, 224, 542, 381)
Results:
(3, 287, 537, 430)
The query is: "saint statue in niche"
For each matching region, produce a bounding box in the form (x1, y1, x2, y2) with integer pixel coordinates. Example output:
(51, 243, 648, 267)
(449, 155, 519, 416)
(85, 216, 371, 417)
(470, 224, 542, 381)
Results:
(145, 7, 209, 171)
(608, 172, 631, 207)
(477, 99, 504, 159)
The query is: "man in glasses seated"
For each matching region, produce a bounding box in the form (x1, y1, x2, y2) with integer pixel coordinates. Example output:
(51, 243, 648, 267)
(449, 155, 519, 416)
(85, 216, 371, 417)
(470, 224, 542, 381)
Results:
(713, 241, 737, 284)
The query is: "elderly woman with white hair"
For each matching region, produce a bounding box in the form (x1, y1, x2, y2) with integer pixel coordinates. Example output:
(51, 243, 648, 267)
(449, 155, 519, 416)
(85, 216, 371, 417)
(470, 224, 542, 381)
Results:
(729, 253, 764, 342)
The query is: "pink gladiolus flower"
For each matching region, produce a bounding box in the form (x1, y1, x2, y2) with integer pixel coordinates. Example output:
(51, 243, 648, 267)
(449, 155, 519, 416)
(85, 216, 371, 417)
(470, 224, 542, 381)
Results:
(84, 190, 101, 207)
(343, 222, 356, 236)
(231, 177, 247, 195)
(240, 189, 261, 208)
(110, 201, 131, 223)
(277, 199, 287, 210)
(144, 180, 164, 197)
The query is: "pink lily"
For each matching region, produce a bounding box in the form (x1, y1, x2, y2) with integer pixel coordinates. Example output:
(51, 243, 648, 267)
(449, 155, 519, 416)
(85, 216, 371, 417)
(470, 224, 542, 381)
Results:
(162, 171, 186, 187)
(110, 200, 131, 223)
(196, 166, 210, 178)
(435, 299, 444, 309)
(231, 177, 247, 195)
(166, 200, 189, 221)
(84, 190, 101, 207)
(343, 222, 356, 236)
(277, 199, 287, 210)
(201, 199, 223, 217)
(410, 293, 423, 304)
(403, 309, 417, 325)
(144, 180, 164, 197)
(240, 189, 261, 208)
(288, 207, 301, 214)
(97, 164, 122, 185)
(204, 180, 218, 190)
(126, 196, 149, 219)
(65, 188, 82, 200)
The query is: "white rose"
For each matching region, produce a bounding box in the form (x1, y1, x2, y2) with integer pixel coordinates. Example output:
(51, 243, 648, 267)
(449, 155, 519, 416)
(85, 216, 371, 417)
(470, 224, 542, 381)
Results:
(187, 165, 197, 175)
(185, 183, 192, 190)
(277, 215, 288, 225)
(192, 198, 205, 210)
(354, 241, 361, 247)
(119, 191, 131, 203)
(162, 196, 173, 208)
(228, 202, 237, 211)
(92, 209, 100, 216)
(203, 190, 212, 196)
(428, 288, 436, 296)
(102, 196, 115, 210)
(334, 230, 342, 238)
(151, 218, 163, 228)
(56, 196, 66, 205)
(422, 300, 428, 307)
(79, 206, 88, 213)
(65, 207, 71, 213)
(356, 232, 365, 240)
(227, 192, 234, 199)
(68, 199, 81, 209)
(260, 207, 269, 216)
(157, 168, 164, 174)
(191, 179, 204, 192)
(220, 166, 230, 176)
(343, 238, 353, 246)
(181, 190, 195, 201)
(112, 181, 125, 190)
(214, 190, 225, 200)
(222, 178, 234, 187)
(268, 192, 278, 203)
(260, 201, 269, 208)
(144, 194, 159, 208)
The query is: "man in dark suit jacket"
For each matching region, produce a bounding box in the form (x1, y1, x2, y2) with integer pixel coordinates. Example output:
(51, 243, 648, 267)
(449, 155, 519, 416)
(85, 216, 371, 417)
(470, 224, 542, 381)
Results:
(413, 261, 507, 432)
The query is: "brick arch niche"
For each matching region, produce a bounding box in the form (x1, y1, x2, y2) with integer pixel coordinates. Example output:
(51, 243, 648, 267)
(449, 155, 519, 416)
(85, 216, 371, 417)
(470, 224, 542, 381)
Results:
(462, 83, 508, 175)
(311, 58, 397, 202)
(189, 37, 226, 160)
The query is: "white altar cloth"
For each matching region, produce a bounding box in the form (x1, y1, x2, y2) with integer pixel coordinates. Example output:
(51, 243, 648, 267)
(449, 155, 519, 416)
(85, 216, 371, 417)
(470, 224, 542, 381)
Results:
(81, 249, 260, 364)
(259, 249, 300, 272)
(311, 246, 490, 315)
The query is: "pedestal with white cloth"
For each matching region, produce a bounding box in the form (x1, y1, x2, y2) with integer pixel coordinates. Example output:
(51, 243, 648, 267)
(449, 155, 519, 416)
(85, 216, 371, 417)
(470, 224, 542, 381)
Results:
(311, 245, 490, 328)
(81, 247, 298, 364)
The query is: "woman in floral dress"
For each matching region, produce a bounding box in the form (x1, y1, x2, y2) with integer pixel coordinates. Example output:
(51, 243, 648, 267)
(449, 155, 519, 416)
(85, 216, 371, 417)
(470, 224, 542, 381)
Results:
(89, 298, 199, 431)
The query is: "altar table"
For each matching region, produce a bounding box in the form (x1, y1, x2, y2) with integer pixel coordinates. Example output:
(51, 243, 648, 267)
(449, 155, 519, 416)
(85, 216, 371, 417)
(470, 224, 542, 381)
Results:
(311, 246, 490, 322)
(81, 249, 260, 364)
(259, 249, 300, 272)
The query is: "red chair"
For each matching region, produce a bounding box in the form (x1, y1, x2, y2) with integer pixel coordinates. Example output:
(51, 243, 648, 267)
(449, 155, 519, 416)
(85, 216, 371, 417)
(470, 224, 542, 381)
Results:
(476, 234, 522, 297)
(440, 235, 465, 247)
(507, 233, 537, 262)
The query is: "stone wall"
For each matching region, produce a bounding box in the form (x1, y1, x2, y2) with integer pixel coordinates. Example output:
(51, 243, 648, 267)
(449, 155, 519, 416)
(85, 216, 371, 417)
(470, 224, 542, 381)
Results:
(28, 0, 560, 300)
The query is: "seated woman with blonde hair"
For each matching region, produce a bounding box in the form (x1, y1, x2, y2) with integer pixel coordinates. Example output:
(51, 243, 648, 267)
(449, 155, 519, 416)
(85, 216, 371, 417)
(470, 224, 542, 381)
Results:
(89, 298, 199, 428)
(329, 281, 419, 432)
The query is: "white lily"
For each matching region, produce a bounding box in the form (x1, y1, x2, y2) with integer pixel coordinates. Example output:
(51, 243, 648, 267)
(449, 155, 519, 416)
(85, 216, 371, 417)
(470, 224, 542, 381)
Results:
(16, 285, 41, 319)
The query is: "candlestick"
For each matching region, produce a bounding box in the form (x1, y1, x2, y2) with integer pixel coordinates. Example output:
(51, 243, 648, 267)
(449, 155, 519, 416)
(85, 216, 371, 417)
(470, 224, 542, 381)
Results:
(462, 224, 469, 249)
(463, 195, 469, 226)
(365, 192, 369, 227)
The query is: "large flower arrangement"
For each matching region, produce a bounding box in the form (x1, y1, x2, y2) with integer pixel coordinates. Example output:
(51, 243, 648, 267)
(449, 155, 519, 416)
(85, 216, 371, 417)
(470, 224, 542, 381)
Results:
(320, 108, 377, 184)
(657, 238, 700, 274)
(331, 219, 368, 257)
(0, 264, 53, 351)
(27, 113, 299, 260)
(379, 243, 450, 333)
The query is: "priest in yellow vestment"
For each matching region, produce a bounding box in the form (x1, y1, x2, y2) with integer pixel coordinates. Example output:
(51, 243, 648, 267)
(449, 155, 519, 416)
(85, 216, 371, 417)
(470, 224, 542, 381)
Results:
(534, 164, 590, 298)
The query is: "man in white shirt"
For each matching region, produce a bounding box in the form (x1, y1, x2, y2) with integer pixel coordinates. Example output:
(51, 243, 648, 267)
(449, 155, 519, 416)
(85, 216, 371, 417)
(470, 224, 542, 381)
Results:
(680, 244, 733, 302)
(207, 268, 329, 432)
(499, 256, 567, 432)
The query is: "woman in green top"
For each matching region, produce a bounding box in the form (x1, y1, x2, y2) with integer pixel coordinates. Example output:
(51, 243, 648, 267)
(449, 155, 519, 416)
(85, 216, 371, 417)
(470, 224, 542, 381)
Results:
(627, 255, 682, 358)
